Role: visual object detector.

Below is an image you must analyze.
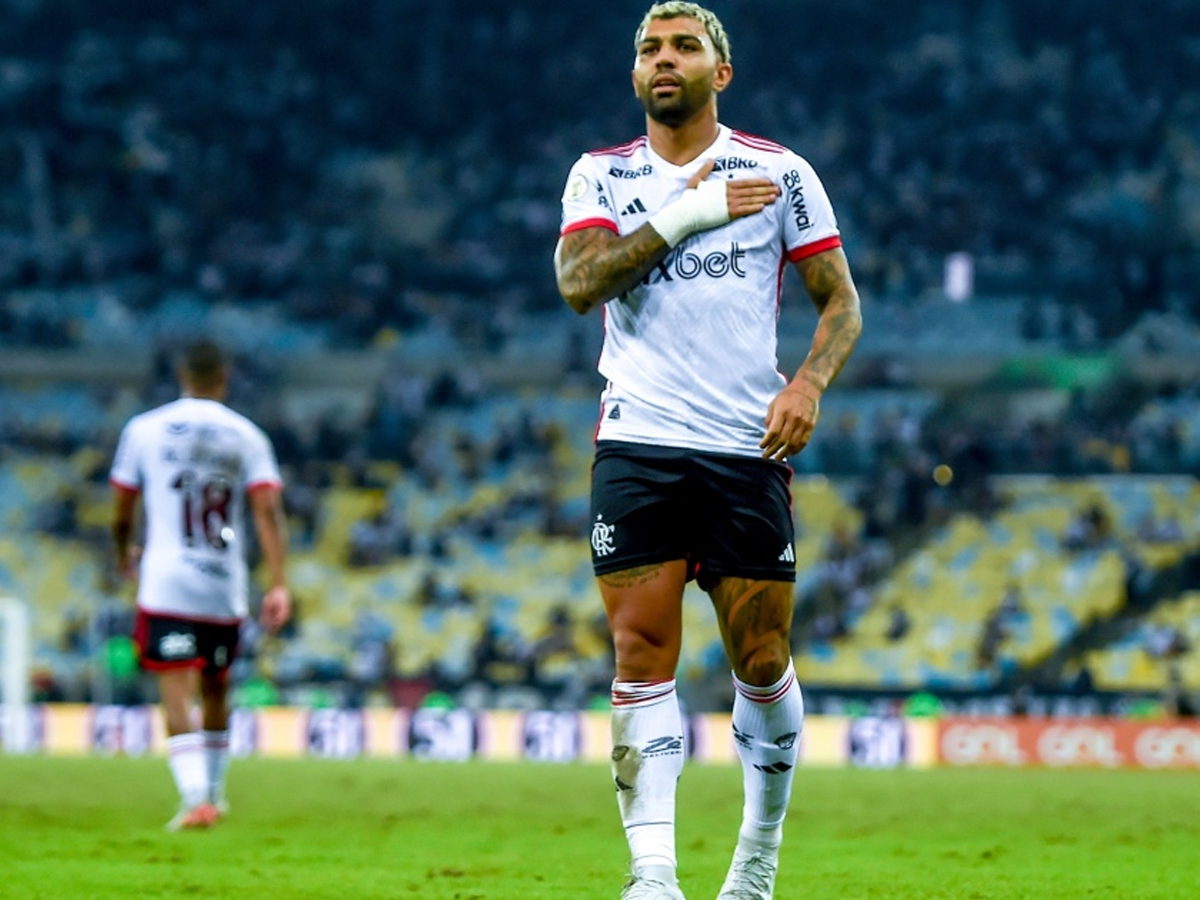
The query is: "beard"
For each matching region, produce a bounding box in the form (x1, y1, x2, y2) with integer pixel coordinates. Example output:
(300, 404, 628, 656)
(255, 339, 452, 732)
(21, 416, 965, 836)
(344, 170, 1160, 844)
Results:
(636, 80, 707, 127)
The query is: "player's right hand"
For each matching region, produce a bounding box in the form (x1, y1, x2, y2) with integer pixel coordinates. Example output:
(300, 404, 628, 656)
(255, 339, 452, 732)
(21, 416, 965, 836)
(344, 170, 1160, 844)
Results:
(686, 159, 781, 220)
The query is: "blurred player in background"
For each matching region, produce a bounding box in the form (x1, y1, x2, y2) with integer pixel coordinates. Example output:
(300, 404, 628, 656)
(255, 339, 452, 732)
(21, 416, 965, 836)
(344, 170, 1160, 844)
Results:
(555, 3, 862, 897)
(110, 339, 290, 831)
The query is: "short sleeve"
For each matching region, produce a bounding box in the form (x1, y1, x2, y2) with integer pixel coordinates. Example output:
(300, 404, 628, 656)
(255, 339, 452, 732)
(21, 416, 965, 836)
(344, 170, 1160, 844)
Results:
(109, 419, 142, 492)
(780, 154, 842, 262)
(243, 426, 283, 492)
(559, 154, 618, 237)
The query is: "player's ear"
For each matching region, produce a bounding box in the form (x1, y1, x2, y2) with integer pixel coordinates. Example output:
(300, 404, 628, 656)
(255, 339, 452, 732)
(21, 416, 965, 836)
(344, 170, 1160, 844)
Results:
(713, 61, 733, 93)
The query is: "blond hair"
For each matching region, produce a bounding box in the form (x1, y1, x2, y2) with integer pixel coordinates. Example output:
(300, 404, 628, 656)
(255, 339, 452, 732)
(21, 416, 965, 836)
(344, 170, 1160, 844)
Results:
(635, 2, 732, 64)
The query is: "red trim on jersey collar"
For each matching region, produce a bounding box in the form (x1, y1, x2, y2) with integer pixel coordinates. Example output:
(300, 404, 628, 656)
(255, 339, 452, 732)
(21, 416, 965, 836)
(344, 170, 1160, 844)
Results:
(788, 235, 842, 262)
(561, 217, 619, 237)
(731, 130, 788, 153)
(586, 136, 648, 158)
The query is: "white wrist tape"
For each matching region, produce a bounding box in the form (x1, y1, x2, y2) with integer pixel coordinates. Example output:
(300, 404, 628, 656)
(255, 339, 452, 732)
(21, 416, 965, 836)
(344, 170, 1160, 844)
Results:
(648, 179, 730, 248)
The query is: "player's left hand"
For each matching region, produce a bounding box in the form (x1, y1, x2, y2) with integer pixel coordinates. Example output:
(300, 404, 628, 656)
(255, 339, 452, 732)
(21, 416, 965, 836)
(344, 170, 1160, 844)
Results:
(761, 379, 821, 461)
(260, 585, 291, 633)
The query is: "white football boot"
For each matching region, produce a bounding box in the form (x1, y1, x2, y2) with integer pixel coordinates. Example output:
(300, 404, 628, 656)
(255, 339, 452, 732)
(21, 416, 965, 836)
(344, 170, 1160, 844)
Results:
(716, 846, 778, 899)
(620, 864, 686, 899)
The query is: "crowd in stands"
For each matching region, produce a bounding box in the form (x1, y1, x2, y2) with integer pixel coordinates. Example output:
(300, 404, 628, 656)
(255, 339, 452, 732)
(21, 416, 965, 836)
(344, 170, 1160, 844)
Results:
(2, 0, 1199, 713)
(0, 0, 1198, 353)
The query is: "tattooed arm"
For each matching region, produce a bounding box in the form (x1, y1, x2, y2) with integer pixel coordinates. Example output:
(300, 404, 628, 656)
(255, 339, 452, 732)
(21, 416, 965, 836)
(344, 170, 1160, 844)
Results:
(760, 246, 863, 461)
(554, 225, 671, 316)
(792, 246, 863, 392)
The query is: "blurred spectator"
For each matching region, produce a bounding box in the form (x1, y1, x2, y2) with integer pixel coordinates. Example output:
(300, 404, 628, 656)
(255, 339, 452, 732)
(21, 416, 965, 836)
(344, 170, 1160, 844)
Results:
(1136, 512, 1186, 544)
(529, 604, 582, 696)
(472, 618, 532, 691)
(1063, 502, 1115, 552)
(1164, 663, 1198, 718)
(885, 605, 911, 643)
(976, 607, 1010, 670)
(347, 611, 396, 707)
(1144, 624, 1190, 660)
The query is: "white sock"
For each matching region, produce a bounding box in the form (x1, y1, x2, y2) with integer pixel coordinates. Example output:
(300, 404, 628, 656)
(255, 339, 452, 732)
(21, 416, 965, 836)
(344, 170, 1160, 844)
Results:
(611, 679, 685, 875)
(203, 730, 230, 805)
(730, 660, 804, 851)
(166, 732, 209, 809)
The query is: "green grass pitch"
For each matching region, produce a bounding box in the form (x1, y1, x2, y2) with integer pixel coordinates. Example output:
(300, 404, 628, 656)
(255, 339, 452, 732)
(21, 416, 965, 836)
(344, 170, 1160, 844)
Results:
(1, 756, 1198, 898)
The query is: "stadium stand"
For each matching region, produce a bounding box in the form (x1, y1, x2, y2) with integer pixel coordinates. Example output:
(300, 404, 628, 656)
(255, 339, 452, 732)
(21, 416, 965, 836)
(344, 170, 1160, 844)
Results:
(1, 0, 1198, 715)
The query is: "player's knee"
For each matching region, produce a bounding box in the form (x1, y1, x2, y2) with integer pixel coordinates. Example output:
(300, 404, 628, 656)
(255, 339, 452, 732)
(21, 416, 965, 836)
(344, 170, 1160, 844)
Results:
(612, 627, 678, 680)
(735, 639, 790, 687)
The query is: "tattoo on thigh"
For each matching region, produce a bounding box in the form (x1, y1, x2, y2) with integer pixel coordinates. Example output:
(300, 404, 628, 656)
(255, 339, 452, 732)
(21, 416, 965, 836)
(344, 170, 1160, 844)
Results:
(715, 578, 768, 631)
(713, 578, 790, 638)
(599, 563, 665, 589)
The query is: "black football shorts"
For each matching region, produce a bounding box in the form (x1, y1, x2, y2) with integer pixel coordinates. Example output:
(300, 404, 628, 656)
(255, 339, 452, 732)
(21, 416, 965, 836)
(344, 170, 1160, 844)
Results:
(589, 440, 796, 587)
(134, 609, 241, 674)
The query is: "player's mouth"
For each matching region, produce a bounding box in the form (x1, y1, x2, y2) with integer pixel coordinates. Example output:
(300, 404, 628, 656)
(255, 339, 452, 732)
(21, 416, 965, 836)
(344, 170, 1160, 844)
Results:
(651, 75, 682, 95)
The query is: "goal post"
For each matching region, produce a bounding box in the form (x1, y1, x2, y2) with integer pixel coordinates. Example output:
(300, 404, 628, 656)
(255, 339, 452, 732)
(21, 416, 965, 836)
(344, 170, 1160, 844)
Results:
(0, 597, 32, 754)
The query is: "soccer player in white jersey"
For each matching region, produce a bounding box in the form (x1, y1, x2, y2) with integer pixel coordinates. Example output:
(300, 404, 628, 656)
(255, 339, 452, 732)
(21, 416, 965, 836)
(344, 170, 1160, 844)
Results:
(555, 3, 862, 898)
(110, 340, 291, 831)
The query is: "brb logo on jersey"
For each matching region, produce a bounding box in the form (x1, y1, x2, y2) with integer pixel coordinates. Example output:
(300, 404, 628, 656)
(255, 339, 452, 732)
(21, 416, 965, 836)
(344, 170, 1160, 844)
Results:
(591, 515, 616, 557)
(608, 164, 653, 179)
(711, 156, 760, 172)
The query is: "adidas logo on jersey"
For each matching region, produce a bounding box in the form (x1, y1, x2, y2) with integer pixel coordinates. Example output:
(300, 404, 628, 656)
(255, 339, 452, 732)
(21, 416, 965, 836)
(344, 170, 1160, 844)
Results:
(620, 198, 647, 216)
(607, 404, 621, 420)
(778, 544, 795, 562)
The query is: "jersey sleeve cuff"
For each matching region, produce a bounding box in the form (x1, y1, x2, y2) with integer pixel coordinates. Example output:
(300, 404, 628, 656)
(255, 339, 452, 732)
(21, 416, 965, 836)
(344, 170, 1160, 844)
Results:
(560, 217, 619, 237)
(787, 234, 842, 262)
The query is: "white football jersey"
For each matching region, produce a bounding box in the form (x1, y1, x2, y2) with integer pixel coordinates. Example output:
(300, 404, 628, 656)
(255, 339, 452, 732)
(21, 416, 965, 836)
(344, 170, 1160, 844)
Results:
(560, 124, 842, 456)
(109, 397, 282, 621)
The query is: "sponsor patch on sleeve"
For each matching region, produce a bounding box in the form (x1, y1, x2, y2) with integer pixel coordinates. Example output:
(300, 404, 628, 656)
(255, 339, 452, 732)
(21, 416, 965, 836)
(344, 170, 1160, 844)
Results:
(563, 172, 590, 201)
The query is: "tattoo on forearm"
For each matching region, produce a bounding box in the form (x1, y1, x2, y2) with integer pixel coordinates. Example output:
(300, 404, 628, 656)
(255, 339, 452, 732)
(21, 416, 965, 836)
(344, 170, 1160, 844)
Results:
(804, 302, 861, 383)
(799, 249, 863, 388)
(556, 226, 671, 314)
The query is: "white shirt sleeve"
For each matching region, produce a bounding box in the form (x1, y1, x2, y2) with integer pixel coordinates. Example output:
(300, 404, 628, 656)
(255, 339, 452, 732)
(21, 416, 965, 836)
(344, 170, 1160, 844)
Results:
(559, 154, 618, 236)
(109, 417, 143, 491)
(779, 152, 841, 260)
(243, 425, 283, 491)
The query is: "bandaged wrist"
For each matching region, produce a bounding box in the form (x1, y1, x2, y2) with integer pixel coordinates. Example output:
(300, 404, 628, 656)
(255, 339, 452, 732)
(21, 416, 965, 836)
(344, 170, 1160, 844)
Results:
(648, 180, 730, 248)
